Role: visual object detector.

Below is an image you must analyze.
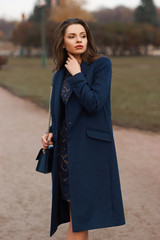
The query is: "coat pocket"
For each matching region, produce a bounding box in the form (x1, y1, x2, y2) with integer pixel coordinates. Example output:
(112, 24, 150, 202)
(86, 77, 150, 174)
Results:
(86, 128, 112, 142)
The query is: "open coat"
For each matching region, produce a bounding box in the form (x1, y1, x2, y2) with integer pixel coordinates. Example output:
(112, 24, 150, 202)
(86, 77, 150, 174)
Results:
(49, 56, 125, 237)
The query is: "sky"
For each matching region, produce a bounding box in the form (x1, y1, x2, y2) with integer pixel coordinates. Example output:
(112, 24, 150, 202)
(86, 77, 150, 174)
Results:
(0, 0, 160, 21)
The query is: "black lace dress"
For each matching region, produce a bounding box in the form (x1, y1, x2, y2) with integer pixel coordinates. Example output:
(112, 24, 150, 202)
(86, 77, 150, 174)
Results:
(57, 69, 73, 203)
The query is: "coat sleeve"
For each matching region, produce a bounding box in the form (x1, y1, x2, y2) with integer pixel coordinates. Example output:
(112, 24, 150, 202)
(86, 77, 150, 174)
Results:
(49, 125, 52, 133)
(67, 57, 112, 113)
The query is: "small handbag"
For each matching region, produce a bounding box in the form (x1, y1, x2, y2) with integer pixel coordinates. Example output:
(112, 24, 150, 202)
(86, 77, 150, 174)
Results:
(35, 87, 54, 174)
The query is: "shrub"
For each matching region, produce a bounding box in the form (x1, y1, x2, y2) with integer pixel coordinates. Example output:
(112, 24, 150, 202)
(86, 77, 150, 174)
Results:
(0, 56, 8, 69)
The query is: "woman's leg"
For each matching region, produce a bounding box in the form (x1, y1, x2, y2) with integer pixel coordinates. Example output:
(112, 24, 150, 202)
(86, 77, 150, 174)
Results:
(66, 202, 89, 240)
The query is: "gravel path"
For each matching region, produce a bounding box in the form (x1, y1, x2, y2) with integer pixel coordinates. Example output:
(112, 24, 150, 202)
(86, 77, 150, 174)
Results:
(0, 87, 160, 240)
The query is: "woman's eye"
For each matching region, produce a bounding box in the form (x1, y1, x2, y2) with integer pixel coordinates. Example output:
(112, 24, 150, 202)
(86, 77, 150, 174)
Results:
(68, 35, 86, 39)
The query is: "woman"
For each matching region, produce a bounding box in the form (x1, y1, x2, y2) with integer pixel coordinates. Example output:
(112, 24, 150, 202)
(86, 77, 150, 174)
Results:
(41, 18, 126, 239)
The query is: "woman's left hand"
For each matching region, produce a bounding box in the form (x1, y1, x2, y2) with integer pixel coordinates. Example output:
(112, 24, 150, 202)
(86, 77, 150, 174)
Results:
(64, 52, 81, 76)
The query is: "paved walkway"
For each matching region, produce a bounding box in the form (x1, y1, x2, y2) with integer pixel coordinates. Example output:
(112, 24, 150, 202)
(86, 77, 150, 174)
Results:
(0, 87, 160, 240)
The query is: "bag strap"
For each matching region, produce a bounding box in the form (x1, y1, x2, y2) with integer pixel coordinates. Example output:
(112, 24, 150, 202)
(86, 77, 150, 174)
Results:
(46, 86, 52, 141)
(42, 86, 52, 154)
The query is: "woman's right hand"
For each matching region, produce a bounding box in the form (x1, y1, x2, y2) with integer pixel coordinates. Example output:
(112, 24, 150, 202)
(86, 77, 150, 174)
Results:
(41, 132, 54, 149)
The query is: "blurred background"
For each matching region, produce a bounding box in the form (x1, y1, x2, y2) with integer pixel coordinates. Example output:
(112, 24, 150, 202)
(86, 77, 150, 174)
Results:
(1, 1, 160, 240)
(0, 0, 160, 132)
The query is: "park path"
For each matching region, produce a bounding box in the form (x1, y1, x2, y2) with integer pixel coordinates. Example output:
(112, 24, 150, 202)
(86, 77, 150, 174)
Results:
(0, 87, 160, 240)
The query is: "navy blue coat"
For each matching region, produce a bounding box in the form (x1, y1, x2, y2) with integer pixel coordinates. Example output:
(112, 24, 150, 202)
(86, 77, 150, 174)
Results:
(49, 56, 125, 237)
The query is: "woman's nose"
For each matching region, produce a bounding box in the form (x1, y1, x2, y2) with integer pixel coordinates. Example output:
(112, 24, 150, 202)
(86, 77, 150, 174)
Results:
(76, 37, 82, 42)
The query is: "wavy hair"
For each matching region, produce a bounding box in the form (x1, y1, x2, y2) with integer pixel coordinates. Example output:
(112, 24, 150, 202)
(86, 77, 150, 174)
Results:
(53, 18, 104, 71)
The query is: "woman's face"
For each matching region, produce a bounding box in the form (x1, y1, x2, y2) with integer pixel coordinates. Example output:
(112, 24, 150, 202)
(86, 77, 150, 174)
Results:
(63, 24, 88, 57)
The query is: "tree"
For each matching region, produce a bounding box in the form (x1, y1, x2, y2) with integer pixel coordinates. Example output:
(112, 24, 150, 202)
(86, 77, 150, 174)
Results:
(29, 5, 51, 23)
(11, 22, 41, 56)
(0, 19, 15, 39)
(28, 6, 42, 22)
(134, 0, 159, 27)
(48, 0, 94, 23)
(93, 6, 134, 24)
(28, 1, 51, 23)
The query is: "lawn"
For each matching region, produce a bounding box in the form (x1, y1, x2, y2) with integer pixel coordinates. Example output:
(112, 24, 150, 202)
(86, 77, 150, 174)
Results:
(0, 56, 159, 132)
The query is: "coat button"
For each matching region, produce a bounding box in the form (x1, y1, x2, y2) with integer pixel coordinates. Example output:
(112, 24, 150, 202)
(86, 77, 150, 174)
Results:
(68, 121, 72, 125)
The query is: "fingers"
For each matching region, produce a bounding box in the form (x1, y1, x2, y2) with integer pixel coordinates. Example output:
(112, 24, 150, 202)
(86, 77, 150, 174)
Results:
(67, 52, 76, 61)
(48, 133, 54, 145)
(67, 52, 73, 58)
(65, 54, 76, 66)
(66, 56, 72, 64)
(41, 133, 53, 149)
(41, 134, 48, 149)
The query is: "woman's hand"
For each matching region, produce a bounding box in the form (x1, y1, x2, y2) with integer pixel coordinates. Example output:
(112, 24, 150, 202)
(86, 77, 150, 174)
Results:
(41, 132, 54, 149)
(65, 52, 81, 76)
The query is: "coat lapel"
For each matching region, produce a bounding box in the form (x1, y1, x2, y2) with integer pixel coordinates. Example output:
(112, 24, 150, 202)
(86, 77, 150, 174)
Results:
(53, 61, 90, 137)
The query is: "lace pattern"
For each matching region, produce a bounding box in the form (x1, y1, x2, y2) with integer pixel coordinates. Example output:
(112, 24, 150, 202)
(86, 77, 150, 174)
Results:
(57, 70, 72, 202)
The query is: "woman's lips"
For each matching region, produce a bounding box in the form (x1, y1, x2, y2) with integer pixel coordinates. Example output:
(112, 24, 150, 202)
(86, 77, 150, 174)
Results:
(75, 45, 83, 49)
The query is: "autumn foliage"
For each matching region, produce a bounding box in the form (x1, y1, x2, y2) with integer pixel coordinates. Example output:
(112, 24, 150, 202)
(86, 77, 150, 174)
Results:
(10, 0, 160, 56)
(48, 0, 94, 22)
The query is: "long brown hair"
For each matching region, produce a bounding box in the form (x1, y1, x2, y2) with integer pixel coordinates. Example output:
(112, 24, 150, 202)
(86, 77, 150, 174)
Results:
(53, 18, 104, 71)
